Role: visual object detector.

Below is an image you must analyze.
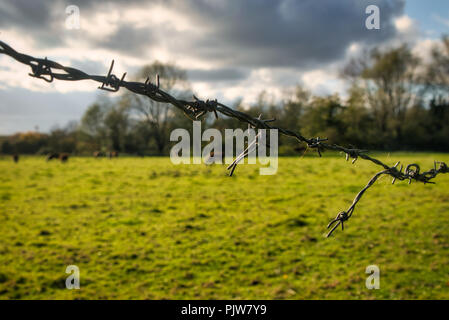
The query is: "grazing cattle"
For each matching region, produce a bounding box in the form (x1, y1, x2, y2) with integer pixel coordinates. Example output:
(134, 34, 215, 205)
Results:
(46, 153, 59, 161)
(12, 154, 19, 163)
(109, 151, 119, 158)
(93, 151, 106, 158)
(59, 153, 69, 162)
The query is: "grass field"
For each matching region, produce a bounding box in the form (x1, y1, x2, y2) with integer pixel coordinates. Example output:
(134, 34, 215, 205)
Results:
(0, 153, 449, 299)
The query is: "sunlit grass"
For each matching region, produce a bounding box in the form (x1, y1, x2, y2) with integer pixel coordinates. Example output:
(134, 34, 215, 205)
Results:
(0, 153, 448, 299)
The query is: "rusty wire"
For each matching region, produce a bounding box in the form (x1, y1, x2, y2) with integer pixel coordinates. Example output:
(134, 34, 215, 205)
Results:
(1, 40, 447, 237)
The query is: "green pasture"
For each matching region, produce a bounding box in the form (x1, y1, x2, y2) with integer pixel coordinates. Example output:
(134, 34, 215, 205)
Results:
(0, 153, 448, 299)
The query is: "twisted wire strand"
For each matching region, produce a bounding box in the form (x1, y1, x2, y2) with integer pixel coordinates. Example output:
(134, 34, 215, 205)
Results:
(1, 40, 447, 236)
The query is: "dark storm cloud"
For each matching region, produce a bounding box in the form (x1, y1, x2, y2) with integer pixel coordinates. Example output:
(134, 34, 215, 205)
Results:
(0, 0, 53, 29)
(187, 67, 249, 82)
(0, 0, 405, 67)
(0, 0, 150, 48)
(159, 0, 405, 68)
(97, 24, 156, 56)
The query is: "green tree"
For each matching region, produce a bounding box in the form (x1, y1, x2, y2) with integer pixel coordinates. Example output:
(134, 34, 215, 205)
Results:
(1, 141, 13, 154)
(277, 87, 310, 154)
(80, 102, 108, 151)
(340, 84, 376, 148)
(104, 104, 129, 152)
(300, 94, 345, 145)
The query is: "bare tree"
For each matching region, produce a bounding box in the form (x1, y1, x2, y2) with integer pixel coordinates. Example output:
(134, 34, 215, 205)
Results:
(342, 45, 423, 145)
(125, 61, 191, 154)
(426, 36, 449, 97)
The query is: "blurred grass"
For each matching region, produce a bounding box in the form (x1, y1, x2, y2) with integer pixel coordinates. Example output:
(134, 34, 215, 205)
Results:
(0, 153, 448, 299)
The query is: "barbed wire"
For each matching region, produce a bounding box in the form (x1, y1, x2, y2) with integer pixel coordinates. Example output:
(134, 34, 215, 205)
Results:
(1, 40, 447, 237)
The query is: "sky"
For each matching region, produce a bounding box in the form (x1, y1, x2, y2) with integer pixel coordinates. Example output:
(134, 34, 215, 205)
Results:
(0, 0, 448, 134)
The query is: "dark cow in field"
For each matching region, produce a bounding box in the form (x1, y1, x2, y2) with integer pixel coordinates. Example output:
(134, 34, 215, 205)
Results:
(12, 154, 19, 163)
(109, 151, 119, 158)
(46, 152, 69, 162)
(46, 153, 59, 161)
(93, 151, 106, 158)
(59, 153, 69, 162)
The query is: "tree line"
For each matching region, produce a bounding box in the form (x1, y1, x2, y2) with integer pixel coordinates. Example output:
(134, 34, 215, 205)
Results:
(1, 37, 448, 156)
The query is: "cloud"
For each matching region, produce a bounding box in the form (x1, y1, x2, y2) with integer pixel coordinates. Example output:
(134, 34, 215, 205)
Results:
(395, 15, 414, 32)
(1, 0, 405, 68)
(0, 0, 53, 30)
(390, 14, 421, 44)
(154, 0, 404, 69)
(0, 87, 97, 134)
(187, 67, 249, 82)
(302, 69, 346, 96)
(97, 23, 156, 56)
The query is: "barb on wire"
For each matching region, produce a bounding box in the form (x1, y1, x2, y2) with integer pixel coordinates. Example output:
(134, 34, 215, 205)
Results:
(144, 74, 159, 95)
(0, 39, 447, 237)
(98, 60, 127, 92)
